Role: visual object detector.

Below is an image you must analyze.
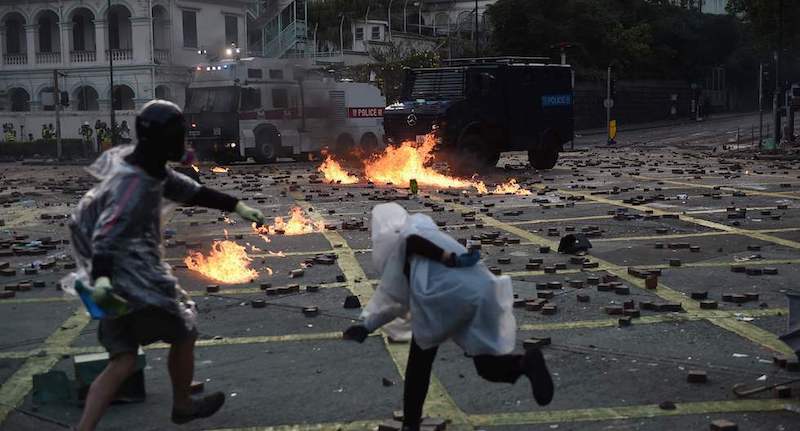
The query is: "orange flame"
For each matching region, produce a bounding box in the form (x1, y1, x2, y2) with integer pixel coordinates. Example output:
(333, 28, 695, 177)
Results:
(184, 240, 259, 284)
(364, 134, 474, 189)
(487, 179, 532, 196)
(316, 134, 533, 195)
(318, 155, 359, 184)
(253, 207, 324, 235)
(211, 166, 229, 173)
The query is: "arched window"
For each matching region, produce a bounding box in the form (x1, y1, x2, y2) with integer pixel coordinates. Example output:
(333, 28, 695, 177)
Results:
(74, 86, 100, 111)
(9, 88, 31, 111)
(112, 85, 135, 110)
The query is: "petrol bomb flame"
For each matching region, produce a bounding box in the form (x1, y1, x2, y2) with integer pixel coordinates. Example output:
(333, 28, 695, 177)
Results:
(211, 166, 229, 173)
(318, 155, 359, 184)
(474, 178, 532, 196)
(253, 207, 325, 235)
(363, 134, 474, 189)
(184, 240, 259, 284)
(316, 134, 533, 195)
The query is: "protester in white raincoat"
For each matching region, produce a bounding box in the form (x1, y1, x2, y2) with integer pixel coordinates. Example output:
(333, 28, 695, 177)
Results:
(344, 203, 554, 431)
(65, 100, 266, 431)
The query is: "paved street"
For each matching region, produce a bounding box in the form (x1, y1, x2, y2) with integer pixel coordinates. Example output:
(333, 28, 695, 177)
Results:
(1, 122, 799, 430)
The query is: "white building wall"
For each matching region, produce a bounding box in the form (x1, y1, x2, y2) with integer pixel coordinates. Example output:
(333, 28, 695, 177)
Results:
(0, 0, 248, 141)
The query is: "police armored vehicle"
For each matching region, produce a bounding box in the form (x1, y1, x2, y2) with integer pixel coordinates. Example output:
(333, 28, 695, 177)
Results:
(383, 57, 574, 172)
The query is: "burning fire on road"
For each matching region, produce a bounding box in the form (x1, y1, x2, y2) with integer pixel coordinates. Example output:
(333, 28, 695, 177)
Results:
(254, 207, 325, 236)
(318, 134, 532, 195)
(184, 240, 259, 284)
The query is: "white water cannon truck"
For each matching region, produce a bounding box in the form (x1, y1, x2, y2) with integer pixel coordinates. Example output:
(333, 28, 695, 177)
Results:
(185, 57, 386, 163)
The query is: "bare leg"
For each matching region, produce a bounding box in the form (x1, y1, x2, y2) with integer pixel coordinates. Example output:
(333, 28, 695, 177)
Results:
(77, 353, 137, 431)
(168, 335, 196, 412)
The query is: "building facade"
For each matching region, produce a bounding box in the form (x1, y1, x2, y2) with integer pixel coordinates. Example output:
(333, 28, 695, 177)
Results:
(0, 0, 249, 140)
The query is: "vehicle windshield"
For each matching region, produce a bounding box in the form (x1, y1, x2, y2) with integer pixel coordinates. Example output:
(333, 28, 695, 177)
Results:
(406, 69, 465, 101)
(186, 86, 238, 113)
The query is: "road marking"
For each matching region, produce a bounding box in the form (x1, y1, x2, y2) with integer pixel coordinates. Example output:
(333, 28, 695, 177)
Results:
(430, 195, 796, 358)
(0, 310, 90, 423)
(292, 193, 473, 429)
(468, 399, 798, 427)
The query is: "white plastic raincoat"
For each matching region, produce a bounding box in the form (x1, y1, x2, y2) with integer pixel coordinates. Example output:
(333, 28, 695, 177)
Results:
(363, 203, 516, 356)
(62, 145, 200, 320)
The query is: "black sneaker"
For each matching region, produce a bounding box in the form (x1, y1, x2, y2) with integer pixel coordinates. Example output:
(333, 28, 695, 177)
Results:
(171, 391, 225, 425)
(523, 348, 554, 406)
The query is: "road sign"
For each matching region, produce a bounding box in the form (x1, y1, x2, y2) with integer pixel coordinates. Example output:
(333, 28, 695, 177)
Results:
(604, 98, 615, 109)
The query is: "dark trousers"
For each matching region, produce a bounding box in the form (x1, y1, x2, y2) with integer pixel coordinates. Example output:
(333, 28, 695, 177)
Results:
(403, 338, 522, 430)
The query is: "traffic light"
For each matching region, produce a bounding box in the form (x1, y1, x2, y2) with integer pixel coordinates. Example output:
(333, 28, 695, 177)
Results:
(610, 77, 617, 97)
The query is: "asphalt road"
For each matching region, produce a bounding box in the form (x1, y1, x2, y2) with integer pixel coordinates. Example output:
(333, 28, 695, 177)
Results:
(0, 127, 799, 430)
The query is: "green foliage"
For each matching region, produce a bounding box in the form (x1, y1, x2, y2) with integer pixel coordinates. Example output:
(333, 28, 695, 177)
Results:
(334, 49, 440, 102)
(486, 0, 754, 82)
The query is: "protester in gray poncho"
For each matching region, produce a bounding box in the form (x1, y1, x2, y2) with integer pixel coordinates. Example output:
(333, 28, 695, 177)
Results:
(66, 100, 266, 431)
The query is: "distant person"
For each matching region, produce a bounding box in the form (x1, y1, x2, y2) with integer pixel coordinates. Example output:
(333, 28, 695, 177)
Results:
(66, 100, 266, 430)
(344, 203, 554, 431)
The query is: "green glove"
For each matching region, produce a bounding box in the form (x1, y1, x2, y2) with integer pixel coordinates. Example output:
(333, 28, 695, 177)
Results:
(235, 201, 265, 225)
(91, 277, 129, 317)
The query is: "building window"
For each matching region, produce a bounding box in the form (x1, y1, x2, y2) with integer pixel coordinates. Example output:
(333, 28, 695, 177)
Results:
(182, 10, 197, 48)
(355, 27, 364, 41)
(272, 88, 288, 109)
(371, 26, 380, 40)
(225, 15, 238, 46)
(241, 88, 261, 110)
(248, 68, 263, 79)
(269, 69, 283, 80)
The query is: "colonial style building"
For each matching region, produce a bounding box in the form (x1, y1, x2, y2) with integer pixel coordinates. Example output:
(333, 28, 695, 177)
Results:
(0, 0, 249, 140)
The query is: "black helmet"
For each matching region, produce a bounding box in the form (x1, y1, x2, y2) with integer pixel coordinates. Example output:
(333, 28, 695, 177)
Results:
(135, 99, 186, 162)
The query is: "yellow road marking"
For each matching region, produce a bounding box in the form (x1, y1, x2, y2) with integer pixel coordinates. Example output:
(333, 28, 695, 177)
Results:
(430, 195, 796, 357)
(637, 176, 800, 201)
(468, 399, 798, 427)
(291, 193, 472, 429)
(0, 310, 90, 423)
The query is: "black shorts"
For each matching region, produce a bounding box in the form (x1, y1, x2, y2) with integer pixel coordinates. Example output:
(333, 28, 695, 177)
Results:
(98, 307, 197, 358)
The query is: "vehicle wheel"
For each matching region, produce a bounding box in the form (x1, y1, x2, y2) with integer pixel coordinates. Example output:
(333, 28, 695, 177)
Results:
(359, 132, 379, 156)
(452, 133, 495, 176)
(334, 134, 356, 161)
(253, 129, 279, 164)
(528, 130, 560, 170)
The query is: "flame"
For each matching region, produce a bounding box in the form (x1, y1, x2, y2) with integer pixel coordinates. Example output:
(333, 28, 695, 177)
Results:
(191, 164, 200, 173)
(316, 134, 532, 195)
(184, 240, 259, 284)
(364, 134, 474, 188)
(253, 207, 324, 235)
(318, 155, 359, 184)
(211, 166, 229, 173)
(488, 179, 532, 196)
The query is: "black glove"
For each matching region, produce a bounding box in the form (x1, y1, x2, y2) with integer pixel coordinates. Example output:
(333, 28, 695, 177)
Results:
(343, 325, 369, 343)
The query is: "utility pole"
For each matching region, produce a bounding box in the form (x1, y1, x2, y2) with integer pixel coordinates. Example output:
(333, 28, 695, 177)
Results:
(758, 63, 764, 147)
(474, 0, 479, 57)
(773, 0, 783, 145)
(108, 0, 117, 147)
(606, 65, 612, 145)
(53, 69, 62, 159)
